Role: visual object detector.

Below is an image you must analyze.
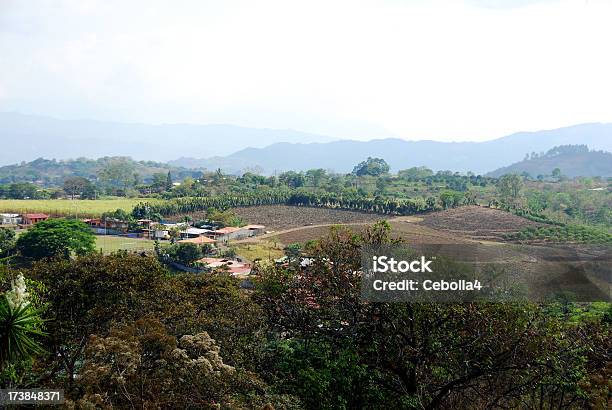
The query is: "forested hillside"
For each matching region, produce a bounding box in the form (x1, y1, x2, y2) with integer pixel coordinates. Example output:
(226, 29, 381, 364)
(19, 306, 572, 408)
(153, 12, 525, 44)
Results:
(487, 145, 612, 178)
(0, 157, 201, 186)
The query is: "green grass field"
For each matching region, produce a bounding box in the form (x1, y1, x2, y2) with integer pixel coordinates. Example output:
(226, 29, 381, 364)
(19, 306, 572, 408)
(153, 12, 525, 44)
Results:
(232, 241, 285, 262)
(0, 198, 156, 217)
(95, 235, 157, 254)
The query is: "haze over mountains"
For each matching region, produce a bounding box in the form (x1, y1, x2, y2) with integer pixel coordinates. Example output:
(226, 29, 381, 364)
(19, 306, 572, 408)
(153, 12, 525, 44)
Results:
(2, 112, 612, 175)
(0, 112, 335, 166)
(171, 123, 612, 175)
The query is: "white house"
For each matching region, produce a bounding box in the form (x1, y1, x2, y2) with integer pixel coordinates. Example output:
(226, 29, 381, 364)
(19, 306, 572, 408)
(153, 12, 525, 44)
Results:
(0, 213, 21, 225)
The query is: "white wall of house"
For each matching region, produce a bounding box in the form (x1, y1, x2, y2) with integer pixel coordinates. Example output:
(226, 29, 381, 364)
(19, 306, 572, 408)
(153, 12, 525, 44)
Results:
(0, 214, 21, 225)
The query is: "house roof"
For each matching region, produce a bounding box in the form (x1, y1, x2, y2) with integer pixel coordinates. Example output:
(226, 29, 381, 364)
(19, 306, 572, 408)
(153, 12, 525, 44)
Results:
(212, 226, 241, 234)
(243, 224, 265, 229)
(184, 227, 211, 235)
(178, 236, 216, 244)
(23, 213, 49, 219)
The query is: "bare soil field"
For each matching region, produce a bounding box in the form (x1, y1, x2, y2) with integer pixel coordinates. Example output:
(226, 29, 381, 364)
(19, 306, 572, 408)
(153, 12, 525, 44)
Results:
(232, 205, 536, 245)
(234, 205, 386, 230)
(273, 220, 476, 246)
(420, 206, 544, 241)
(389, 220, 474, 244)
(228, 205, 608, 302)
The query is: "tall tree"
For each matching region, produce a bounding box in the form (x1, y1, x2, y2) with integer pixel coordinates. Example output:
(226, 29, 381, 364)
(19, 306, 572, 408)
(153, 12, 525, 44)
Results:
(62, 176, 91, 199)
(352, 157, 390, 176)
(166, 171, 173, 190)
(16, 219, 95, 259)
(497, 174, 524, 201)
(97, 158, 135, 191)
(0, 227, 16, 257)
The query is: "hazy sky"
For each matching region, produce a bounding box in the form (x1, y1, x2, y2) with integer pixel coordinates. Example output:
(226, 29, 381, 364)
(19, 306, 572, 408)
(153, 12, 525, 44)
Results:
(1, 0, 611, 141)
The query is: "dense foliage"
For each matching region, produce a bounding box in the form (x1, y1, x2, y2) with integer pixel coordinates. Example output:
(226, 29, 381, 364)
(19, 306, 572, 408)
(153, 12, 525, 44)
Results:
(16, 219, 95, 260)
(132, 189, 458, 218)
(0, 223, 608, 407)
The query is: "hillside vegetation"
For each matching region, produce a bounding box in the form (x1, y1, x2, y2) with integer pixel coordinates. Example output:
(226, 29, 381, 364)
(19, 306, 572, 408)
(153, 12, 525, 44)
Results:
(488, 145, 612, 178)
(0, 156, 200, 186)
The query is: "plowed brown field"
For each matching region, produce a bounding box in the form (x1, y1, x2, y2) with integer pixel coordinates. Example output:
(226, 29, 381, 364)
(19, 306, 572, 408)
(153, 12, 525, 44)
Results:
(420, 206, 543, 241)
(234, 205, 385, 230)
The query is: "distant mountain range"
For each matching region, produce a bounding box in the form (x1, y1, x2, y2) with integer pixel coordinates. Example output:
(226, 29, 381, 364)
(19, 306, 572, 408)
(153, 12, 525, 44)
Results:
(487, 145, 612, 178)
(170, 123, 612, 175)
(2, 112, 612, 175)
(0, 112, 335, 166)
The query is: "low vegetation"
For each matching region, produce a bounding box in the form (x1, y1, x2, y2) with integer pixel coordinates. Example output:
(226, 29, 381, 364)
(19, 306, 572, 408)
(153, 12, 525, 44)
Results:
(0, 198, 156, 217)
(506, 224, 612, 244)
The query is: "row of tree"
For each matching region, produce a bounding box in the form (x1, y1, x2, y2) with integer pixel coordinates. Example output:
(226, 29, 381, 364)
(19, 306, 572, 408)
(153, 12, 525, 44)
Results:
(132, 189, 470, 218)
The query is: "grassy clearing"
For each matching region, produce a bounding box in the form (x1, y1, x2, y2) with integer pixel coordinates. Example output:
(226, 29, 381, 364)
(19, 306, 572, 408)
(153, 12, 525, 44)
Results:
(95, 235, 157, 254)
(0, 198, 157, 217)
(233, 241, 285, 262)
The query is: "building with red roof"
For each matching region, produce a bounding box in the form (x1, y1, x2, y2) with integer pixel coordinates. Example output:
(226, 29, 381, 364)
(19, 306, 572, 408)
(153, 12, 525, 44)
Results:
(21, 213, 49, 225)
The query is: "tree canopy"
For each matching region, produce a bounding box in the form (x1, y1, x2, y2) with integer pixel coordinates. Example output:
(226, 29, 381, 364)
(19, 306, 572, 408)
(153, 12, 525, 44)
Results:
(16, 218, 95, 259)
(352, 157, 390, 176)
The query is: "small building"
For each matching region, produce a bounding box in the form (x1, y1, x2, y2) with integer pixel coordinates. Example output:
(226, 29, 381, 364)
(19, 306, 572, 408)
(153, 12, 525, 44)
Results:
(0, 213, 22, 225)
(21, 213, 49, 225)
(153, 222, 189, 240)
(206, 226, 244, 241)
(178, 236, 216, 245)
(242, 224, 266, 236)
(137, 219, 153, 229)
(154, 228, 170, 240)
(83, 218, 102, 228)
(83, 218, 130, 234)
(182, 227, 212, 239)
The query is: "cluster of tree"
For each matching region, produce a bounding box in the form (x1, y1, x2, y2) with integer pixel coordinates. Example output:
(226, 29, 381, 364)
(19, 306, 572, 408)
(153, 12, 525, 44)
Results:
(0, 219, 96, 262)
(3, 223, 609, 408)
(286, 191, 442, 214)
(15, 219, 95, 260)
(161, 242, 205, 265)
(0, 183, 56, 199)
(132, 190, 294, 218)
(0, 156, 199, 187)
(525, 144, 590, 161)
(352, 157, 390, 176)
(493, 174, 611, 228)
(253, 223, 611, 408)
(491, 144, 612, 179)
(1, 156, 497, 203)
(132, 188, 471, 218)
(399, 168, 493, 190)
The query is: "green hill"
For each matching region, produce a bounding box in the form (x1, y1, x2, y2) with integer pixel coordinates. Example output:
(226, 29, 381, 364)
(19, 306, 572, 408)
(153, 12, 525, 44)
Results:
(0, 157, 201, 186)
(487, 145, 612, 178)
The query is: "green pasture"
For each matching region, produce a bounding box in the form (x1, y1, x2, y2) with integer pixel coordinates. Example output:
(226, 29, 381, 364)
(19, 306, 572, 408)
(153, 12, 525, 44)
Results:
(0, 198, 156, 217)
